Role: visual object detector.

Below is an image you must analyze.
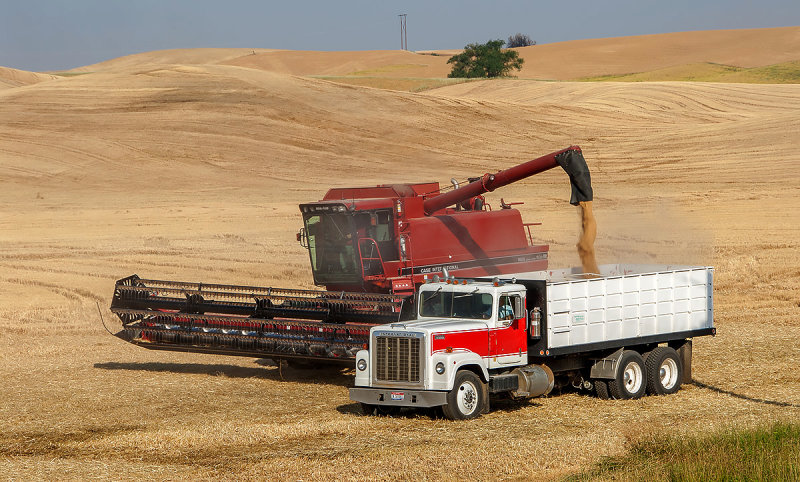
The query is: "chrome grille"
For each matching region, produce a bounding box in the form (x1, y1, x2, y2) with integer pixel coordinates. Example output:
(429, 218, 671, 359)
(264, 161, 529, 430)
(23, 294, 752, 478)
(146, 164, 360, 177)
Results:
(375, 335, 421, 383)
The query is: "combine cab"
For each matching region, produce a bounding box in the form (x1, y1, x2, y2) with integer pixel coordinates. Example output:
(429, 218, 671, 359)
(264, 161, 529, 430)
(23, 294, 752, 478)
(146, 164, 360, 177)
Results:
(110, 146, 593, 365)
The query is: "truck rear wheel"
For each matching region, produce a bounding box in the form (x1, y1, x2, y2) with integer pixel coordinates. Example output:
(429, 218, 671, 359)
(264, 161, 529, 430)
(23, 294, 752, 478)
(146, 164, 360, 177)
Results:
(645, 347, 683, 395)
(594, 379, 610, 399)
(608, 350, 647, 400)
(442, 370, 486, 420)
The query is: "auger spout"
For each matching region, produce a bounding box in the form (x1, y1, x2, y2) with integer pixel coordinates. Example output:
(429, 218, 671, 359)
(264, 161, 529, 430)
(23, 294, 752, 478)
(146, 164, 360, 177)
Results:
(422, 145, 592, 215)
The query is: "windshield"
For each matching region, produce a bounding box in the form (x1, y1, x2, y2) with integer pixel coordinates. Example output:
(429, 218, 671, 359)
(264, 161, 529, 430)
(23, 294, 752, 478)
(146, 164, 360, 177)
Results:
(304, 212, 359, 284)
(420, 290, 494, 320)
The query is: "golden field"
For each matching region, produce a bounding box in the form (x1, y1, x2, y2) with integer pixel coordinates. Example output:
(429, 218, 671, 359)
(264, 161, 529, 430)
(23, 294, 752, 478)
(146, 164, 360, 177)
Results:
(1, 27, 799, 480)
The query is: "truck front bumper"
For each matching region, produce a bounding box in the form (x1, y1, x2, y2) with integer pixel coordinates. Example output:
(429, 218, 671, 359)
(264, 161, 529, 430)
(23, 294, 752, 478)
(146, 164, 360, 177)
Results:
(349, 387, 448, 408)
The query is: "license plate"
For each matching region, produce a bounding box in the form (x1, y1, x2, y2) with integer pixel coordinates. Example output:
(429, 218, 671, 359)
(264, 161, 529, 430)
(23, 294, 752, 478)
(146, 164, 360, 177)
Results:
(390, 392, 404, 401)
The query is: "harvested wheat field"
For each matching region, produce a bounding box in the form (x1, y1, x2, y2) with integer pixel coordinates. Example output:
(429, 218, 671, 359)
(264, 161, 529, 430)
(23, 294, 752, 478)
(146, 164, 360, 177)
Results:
(1, 27, 799, 480)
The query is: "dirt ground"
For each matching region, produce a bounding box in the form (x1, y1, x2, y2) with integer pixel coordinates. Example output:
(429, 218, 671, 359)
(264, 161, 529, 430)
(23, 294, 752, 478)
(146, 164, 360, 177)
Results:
(1, 30, 799, 480)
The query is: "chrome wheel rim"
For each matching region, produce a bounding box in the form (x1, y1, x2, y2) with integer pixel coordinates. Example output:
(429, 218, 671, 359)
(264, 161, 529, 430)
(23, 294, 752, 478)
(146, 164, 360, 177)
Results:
(623, 361, 643, 394)
(456, 380, 478, 415)
(660, 358, 679, 390)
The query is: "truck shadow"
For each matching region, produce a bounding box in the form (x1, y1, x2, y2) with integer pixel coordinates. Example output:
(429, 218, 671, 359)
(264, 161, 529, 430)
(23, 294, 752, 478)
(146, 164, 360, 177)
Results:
(491, 397, 543, 413)
(691, 380, 800, 408)
(335, 402, 442, 419)
(93, 361, 354, 387)
(336, 397, 542, 419)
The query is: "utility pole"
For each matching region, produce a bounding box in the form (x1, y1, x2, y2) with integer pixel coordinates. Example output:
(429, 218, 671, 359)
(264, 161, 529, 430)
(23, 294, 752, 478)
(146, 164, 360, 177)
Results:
(398, 14, 407, 50)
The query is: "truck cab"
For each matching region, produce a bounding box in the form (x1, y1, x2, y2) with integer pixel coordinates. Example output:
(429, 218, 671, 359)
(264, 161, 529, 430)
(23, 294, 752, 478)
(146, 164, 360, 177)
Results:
(350, 264, 714, 420)
(350, 278, 540, 419)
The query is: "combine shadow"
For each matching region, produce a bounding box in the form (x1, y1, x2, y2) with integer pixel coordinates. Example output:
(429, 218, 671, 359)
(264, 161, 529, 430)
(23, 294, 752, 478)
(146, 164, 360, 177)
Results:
(94, 361, 353, 387)
(691, 380, 800, 408)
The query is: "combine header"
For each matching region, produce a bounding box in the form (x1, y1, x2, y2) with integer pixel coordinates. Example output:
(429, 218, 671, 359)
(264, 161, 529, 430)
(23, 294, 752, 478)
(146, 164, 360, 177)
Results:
(111, 275, 408, 363)
(110, 146, 593, 365)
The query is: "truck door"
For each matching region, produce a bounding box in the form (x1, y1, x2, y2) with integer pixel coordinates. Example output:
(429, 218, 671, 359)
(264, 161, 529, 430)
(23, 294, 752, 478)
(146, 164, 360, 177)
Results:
(488, 292, 527, 367)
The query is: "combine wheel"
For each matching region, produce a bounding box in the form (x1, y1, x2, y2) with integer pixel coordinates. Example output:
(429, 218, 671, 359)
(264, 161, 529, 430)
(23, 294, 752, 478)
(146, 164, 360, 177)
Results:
(608, 350, 647, 400)
(645, 347, 683, 395)
(442, 370, 486, 420)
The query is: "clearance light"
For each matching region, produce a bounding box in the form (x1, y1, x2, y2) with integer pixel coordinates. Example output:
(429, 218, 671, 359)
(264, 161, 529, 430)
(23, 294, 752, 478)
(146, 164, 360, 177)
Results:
(362, 343, 368, 350)
(462, 280, 467, 285)
(446, 347, 453, 353)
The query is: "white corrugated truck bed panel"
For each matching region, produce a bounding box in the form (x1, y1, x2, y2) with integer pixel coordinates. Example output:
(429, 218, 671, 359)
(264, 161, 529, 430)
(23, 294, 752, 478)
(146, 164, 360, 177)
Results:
(543, 265, 714, 349)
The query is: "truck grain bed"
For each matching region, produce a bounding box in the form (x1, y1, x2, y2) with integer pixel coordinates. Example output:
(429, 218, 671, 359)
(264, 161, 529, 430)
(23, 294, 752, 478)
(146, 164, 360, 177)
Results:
(512, 264, 715, 356)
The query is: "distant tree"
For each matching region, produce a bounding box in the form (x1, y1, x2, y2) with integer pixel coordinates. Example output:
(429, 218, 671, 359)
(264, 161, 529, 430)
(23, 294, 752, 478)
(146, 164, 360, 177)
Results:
(447, 39, 524, 78)
(507, 33, 536, 48)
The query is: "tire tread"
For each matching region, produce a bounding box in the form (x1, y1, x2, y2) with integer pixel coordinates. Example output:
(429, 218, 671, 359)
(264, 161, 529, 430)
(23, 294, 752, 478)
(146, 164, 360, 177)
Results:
(594, 379, 610, 399)
(645, 346, 682, 395)
(608, 350, 647, 400)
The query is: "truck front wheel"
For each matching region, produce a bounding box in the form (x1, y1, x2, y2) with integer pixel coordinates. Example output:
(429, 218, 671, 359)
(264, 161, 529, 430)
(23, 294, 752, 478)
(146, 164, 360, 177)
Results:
(442, 370, 486, 420)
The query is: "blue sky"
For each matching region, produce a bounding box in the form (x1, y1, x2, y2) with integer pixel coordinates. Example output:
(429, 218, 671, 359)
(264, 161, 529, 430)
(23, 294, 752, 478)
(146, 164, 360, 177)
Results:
(2, 0, 798, 71)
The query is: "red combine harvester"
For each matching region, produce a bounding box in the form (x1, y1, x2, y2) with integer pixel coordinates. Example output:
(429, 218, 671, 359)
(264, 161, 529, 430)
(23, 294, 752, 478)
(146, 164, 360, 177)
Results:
(110, 146, 593, 365)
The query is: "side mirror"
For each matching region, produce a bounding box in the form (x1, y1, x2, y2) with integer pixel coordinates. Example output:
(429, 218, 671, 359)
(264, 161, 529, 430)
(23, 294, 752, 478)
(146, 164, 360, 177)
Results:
(513, 296, 524, 319)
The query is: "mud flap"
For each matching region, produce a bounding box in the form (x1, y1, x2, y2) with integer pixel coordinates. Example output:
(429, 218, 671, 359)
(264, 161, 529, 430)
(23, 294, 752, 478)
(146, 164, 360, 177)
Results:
(481, 379, 491, 414)
(589, 348, 624, 379)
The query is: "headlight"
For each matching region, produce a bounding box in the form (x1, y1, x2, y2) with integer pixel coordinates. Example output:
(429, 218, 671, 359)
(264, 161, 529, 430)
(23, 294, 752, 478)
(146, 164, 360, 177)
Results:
(435, 362, 445, 375)
(357, 358, 367, 371)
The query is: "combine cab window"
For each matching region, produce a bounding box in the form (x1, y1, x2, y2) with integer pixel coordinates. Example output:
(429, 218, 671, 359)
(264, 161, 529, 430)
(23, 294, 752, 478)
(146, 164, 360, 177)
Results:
(304, 213, 358, 284)
(353, 210, 397, 263)
(420, 290, 494, 320)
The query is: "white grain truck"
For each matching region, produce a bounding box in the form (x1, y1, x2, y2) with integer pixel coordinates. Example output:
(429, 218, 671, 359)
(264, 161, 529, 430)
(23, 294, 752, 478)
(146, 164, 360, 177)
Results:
(349, 264, 715, 420)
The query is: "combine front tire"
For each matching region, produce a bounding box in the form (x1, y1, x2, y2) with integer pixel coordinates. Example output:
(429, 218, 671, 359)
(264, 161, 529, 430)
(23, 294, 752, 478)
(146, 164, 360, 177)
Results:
(442, 370, 486, 420)
(645, 347, 683, 395)
(608, 350, 647, 400)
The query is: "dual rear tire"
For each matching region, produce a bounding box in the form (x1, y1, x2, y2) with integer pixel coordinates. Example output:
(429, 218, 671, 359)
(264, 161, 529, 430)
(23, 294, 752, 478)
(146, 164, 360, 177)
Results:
(645, 346, 683, 395)
(594, 347, 683, 400)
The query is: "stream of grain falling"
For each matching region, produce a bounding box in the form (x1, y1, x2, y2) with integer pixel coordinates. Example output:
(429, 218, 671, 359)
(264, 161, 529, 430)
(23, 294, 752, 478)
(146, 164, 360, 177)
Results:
(577, 201, 600, 277)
